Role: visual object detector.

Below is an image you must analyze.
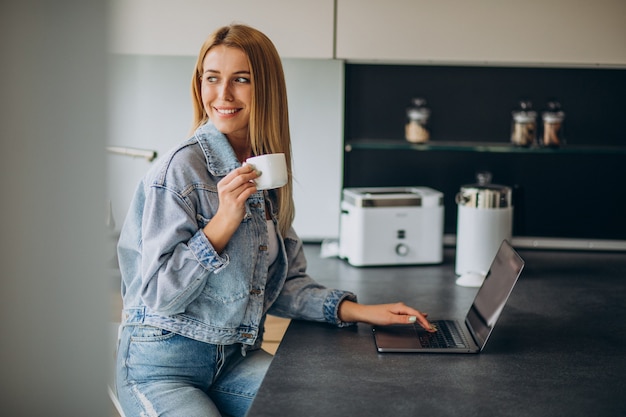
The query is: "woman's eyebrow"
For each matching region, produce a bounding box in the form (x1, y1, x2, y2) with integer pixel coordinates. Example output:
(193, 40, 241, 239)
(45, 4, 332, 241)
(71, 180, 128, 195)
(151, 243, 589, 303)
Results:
(203, 69, 251, 75)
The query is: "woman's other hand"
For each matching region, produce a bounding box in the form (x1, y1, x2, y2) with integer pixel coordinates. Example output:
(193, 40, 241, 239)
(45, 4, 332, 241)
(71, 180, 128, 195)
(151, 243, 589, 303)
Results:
(338, 300, 436, 332)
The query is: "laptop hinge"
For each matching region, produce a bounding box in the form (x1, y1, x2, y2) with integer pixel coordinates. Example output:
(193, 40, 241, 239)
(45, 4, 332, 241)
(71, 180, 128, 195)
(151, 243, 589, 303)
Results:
(465, 318, 482, 351)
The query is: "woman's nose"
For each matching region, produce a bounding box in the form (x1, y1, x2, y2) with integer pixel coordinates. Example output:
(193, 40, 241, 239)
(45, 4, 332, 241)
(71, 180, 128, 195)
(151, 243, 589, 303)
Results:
(218, 82, 233, 101)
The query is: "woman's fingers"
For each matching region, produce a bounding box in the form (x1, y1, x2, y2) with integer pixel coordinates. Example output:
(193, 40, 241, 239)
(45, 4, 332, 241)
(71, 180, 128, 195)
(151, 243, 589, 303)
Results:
(220, 165, 259, 191)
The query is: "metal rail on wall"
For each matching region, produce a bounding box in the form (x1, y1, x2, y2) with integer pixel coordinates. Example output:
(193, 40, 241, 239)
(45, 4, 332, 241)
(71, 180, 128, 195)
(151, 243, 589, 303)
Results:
(106, 146, 158, 162)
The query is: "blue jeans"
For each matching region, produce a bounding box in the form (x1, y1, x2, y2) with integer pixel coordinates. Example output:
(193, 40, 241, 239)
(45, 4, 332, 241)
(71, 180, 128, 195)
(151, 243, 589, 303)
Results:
(115, 324, 272, 417)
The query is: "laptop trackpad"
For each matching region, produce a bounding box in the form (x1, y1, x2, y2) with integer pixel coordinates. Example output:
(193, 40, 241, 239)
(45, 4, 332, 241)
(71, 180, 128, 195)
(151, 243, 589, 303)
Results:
(374, 325, 421, 349)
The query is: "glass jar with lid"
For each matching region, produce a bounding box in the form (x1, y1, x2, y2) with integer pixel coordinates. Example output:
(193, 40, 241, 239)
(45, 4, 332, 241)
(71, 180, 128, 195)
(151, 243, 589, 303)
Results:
(511, 99, 537, 147)
(541, 101, 565, 148)
(405, 97, 431, 143)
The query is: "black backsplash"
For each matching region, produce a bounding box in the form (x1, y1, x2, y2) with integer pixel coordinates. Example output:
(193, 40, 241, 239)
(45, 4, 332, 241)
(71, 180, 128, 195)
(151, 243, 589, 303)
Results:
(343, 64, 626, 240)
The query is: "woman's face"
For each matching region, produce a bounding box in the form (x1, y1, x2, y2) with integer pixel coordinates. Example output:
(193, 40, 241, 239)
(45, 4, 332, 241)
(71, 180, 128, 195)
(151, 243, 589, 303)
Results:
(201, 45, 252, 143)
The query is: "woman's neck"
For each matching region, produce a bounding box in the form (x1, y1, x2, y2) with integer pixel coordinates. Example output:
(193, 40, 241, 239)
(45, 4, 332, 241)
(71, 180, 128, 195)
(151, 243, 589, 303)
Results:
(227, 134, 252, 163)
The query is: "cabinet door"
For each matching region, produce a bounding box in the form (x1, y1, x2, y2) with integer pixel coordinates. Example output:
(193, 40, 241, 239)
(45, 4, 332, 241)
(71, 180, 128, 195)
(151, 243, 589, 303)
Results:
(110, 0, 335, 58)
(336, 0, 626, 67)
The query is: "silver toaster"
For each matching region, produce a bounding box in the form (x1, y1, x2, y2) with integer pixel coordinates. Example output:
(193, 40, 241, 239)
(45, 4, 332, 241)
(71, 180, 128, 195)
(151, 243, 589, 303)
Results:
(339, 187, 444, 266)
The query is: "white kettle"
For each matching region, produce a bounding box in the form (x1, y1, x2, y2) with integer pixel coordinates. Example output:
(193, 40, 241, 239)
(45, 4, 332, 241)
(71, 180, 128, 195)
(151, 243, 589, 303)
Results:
(455, 172, 513, 287)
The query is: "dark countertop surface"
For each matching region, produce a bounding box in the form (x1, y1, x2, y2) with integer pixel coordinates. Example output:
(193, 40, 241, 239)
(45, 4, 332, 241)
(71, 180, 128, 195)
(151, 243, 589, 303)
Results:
(248, 244, 626, 417)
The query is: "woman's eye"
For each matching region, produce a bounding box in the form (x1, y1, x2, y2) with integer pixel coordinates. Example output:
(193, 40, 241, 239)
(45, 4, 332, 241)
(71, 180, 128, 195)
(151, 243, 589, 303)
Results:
(234, 77, 250, 84)
(204, 76, 218, 83)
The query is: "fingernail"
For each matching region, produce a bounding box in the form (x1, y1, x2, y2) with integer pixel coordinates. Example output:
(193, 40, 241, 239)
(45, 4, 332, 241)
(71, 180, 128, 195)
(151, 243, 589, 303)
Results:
(408, 316, 417, 323)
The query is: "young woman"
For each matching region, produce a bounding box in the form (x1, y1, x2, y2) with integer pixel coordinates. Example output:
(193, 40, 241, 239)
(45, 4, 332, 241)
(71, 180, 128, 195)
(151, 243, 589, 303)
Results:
(115, 24, 434, 417)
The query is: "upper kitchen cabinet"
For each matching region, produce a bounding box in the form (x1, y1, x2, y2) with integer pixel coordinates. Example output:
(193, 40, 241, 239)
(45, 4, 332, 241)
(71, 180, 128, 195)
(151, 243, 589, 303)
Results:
(109, 0, 335, 58)
(336, 0, 626, 67)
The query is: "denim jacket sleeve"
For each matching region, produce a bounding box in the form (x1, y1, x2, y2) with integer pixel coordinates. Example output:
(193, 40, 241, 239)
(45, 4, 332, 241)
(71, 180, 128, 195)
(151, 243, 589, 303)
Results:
(137, 181, 227, 316)
(268, 227, 357, 327)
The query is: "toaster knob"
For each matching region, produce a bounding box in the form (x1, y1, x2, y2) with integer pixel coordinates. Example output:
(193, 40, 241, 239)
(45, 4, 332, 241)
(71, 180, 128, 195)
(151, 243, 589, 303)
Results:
(395, 243, 409, 256)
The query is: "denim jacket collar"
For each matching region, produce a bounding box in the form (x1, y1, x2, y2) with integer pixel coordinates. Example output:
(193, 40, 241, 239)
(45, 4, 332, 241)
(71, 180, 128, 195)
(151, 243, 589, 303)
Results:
(194, 121, 241, 176)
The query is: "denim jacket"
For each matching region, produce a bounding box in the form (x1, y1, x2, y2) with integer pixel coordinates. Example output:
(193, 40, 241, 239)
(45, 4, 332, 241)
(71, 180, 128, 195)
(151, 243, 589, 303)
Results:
(117, 121, 356, 350)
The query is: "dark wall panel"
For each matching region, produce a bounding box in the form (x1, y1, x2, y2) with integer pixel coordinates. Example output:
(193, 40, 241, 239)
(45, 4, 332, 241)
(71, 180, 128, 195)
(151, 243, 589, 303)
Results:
(343, 65, 626, 241)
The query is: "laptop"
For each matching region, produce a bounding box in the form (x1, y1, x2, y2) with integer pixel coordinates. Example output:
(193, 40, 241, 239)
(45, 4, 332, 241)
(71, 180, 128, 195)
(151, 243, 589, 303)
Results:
(372, 240, 525, 353)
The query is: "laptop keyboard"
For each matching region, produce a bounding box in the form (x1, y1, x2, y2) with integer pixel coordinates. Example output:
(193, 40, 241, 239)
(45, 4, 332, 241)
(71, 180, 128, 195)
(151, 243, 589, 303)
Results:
(418, 320, 469, 349)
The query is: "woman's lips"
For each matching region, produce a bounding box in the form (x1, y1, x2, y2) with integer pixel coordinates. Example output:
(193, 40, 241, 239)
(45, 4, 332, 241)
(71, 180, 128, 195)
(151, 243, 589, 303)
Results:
(214, 107, 240, 116)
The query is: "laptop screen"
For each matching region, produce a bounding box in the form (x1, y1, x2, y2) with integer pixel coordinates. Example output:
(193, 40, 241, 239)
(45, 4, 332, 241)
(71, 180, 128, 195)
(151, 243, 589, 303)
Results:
(465, 240, 525, 349)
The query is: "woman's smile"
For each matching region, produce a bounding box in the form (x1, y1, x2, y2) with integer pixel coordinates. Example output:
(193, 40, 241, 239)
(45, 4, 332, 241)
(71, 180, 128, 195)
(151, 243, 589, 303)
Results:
(214, 107, 242, 116)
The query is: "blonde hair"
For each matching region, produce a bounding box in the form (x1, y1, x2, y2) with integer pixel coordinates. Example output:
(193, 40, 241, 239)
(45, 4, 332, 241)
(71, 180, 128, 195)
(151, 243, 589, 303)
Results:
(190, 24, 295, 236)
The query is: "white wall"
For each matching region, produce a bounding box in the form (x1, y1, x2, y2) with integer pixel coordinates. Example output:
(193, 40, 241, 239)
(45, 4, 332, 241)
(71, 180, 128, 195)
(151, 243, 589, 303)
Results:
(107, 54, 193, 229)
(107, 55, 344, 240)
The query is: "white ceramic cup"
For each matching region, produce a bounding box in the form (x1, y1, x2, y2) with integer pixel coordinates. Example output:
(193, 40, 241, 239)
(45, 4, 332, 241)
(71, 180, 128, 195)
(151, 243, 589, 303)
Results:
(245, 153, 288, 190)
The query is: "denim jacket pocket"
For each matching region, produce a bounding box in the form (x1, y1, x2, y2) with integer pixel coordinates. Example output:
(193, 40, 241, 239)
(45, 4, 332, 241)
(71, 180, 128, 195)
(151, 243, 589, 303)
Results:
(200, 273, 250, 304)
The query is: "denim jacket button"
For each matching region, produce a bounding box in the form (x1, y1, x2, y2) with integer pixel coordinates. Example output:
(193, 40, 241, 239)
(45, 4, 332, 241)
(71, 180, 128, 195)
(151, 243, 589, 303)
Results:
(250, 289, 262, 295)
(259, 245, 268, 251)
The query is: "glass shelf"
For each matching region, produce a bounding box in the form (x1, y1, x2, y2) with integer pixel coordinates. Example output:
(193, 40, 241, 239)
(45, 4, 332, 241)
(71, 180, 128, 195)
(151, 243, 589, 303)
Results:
(345, 139, 626, 155)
